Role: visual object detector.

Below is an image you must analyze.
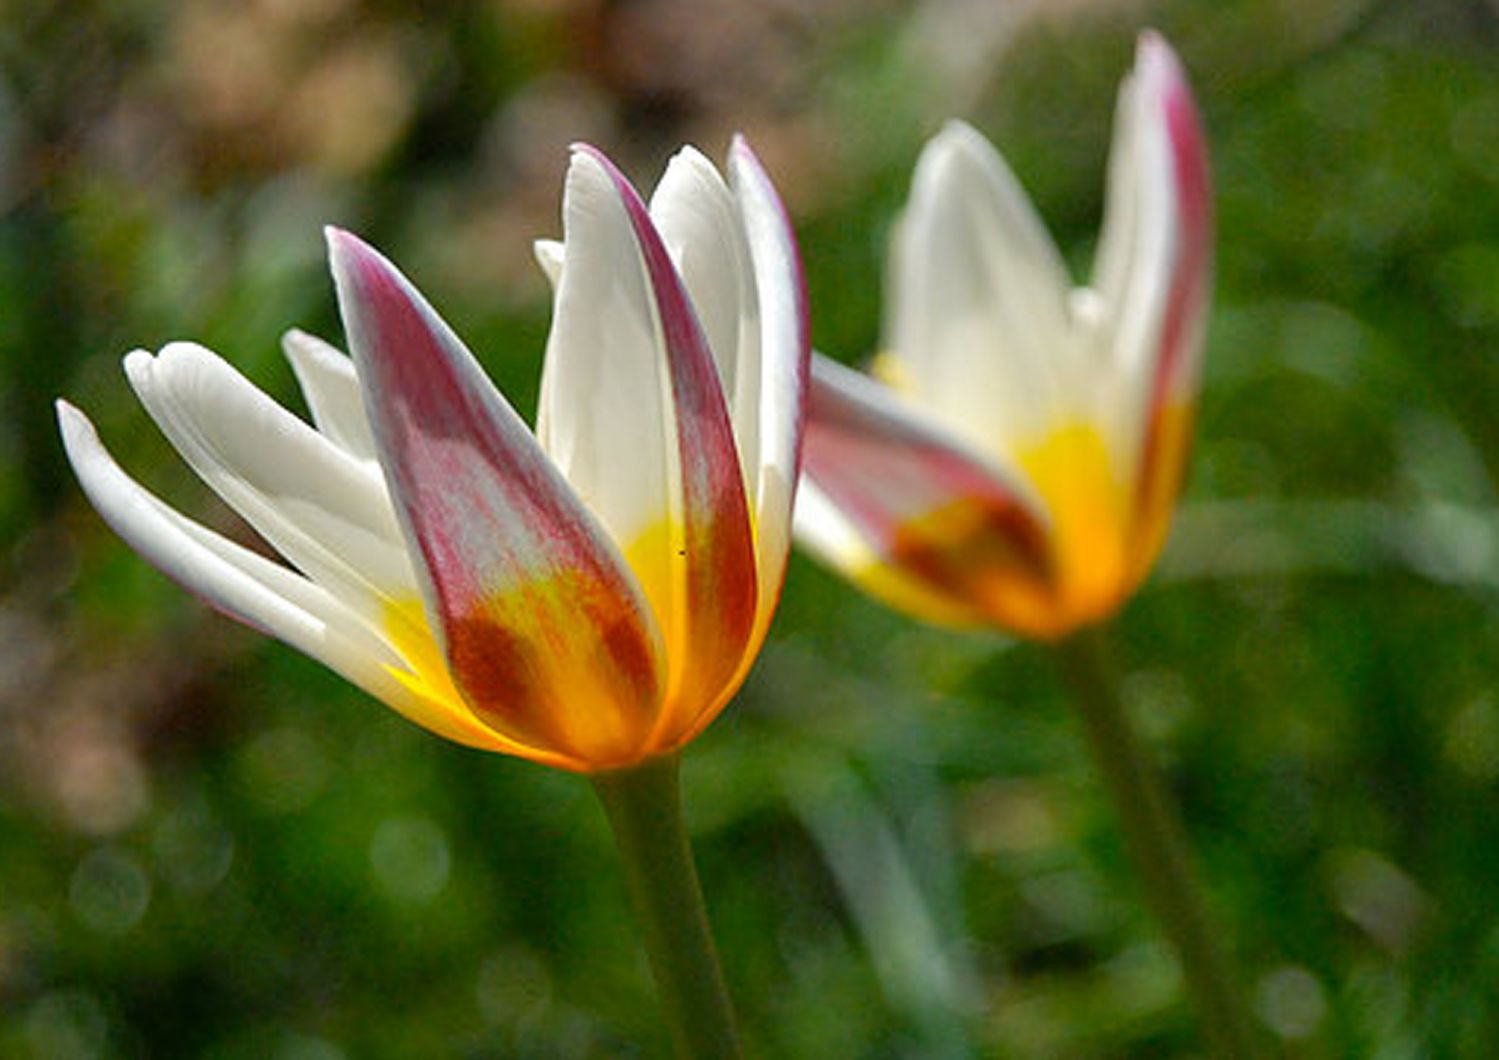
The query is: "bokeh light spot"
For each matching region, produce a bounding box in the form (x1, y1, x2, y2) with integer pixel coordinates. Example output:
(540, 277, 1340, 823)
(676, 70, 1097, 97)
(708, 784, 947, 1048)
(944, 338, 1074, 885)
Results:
(1255, 964, 1327, 1041)
(68, 847, 151, 935)
(369, 815, 450, 903)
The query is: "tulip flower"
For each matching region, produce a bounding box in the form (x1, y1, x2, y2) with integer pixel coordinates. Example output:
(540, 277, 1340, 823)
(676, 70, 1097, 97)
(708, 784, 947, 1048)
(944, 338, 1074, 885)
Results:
(793, 35, 1258, 1057)
(794, 32, 1210, 641)
(58, 139, 804, 774)
(58, 138, 807, 1058)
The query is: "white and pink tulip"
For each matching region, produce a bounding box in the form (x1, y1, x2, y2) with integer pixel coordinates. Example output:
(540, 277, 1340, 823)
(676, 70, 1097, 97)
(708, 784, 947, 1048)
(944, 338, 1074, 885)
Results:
(794, 33, 1212, 639)
(59, 138, 808, 772)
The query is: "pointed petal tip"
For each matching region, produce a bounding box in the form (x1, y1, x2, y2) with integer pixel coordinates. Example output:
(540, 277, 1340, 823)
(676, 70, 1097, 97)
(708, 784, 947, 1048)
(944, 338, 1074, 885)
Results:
(280, 328, 326, 365)
(56, 400, 99, 480)
(666, 142, 712, 168)
(1135, 30, 1189, 96)
(726, 134, 776, 193)
(324, 225, 362, 265)
(324, 228, 399, 293)
(920, 120, 992, 178)
(727, 133, 763, 175)
(533, 239, 565, 285)
(587, 144, 634, 184)
(325, 230, 420, 339)
(55, 397, 84, 430)
(121, 346, 155, 385)
(56, 399, 104, 468)
(933, 118, 984, 151)
(563, 144, 635, 209)
(322, 225, 351, 264)
(567, 141, 610, 171)
(280, 327, 347, 374)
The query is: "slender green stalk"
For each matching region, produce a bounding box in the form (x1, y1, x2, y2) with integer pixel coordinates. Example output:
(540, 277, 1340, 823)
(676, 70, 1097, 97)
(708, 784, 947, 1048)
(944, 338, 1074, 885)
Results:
(592, 753, 742, 1060)
(1055, 626, 1260, 1058)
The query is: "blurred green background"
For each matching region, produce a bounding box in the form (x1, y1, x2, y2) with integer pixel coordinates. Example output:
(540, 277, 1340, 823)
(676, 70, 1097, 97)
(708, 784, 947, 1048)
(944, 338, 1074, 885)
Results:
(4, 0, 1499, 1055)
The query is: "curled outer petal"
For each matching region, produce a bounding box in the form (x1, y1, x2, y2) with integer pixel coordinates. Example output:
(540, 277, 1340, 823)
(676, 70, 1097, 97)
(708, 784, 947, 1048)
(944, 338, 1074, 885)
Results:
(121, 342, 415, 615)
(328, 228, 667, 770)
(56, 400, 519, 755)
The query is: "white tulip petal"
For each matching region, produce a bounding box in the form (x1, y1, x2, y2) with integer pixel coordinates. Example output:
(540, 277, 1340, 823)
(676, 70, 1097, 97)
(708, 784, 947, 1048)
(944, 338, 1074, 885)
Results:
(56, 401, 508, 751)
(728, 135, 811, 626)
(538, 148, 760, 685)
(650, 144, 759, 453)
(536, 151, 674, 550)
(1137, 31, 1213, 400)
(281, 328, 379, 461)
(124, 343, 419, 618)
(885, 120, 1076, 453)
(1087, 34, 1213, 511)
(533, 239, 565, 288)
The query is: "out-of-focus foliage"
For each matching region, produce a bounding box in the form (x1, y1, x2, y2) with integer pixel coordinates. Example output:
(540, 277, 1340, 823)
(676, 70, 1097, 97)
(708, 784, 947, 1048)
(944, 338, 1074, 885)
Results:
(4, 0, 1499, 1056)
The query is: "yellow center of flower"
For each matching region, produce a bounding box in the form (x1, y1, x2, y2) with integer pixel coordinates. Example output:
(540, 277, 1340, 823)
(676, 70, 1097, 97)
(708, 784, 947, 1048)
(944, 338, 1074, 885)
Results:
(859, 402, 1194, 641)
(1002, 402, 1193, 638)
(620, 511, 760, 746)
(1131, 400, 1195, 584)
(854, 354, 1195, 638)
(620, 516, 680, 653)
(378, 572, 662, 770)
(1006, 419, 1133, 638)
(382, 597, 465, 703)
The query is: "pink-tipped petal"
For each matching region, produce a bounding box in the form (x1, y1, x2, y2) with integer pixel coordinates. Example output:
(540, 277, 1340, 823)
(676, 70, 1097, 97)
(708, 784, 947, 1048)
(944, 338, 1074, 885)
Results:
(1131, 33, 1213, 531)
(727, 135, 811, 648)
(576, 147, 759, 738)
(327, 228, 665, 764)
(798, 355, 1051, 623)
(1135, 31, 1213, 401)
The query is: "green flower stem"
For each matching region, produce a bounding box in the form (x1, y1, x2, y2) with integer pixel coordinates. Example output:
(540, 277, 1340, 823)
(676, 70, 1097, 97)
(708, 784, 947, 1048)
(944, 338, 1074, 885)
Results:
(592, 753, 742, 1060)
(1056, 626, 1260, 1059)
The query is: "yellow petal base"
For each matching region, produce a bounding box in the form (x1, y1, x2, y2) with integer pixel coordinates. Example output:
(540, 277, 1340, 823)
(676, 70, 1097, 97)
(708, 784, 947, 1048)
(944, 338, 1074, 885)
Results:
(853, 405, 1193, 641)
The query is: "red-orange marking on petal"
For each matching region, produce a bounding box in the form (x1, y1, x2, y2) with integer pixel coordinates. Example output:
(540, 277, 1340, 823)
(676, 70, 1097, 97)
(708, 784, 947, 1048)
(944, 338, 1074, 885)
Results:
(329, 228, 664, 766)
(802, 361, 1051, 622)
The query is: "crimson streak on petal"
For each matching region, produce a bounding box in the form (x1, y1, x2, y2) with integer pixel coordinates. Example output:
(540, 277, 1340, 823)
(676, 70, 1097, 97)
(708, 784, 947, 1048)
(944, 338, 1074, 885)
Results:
(328, 228, 663, 765)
